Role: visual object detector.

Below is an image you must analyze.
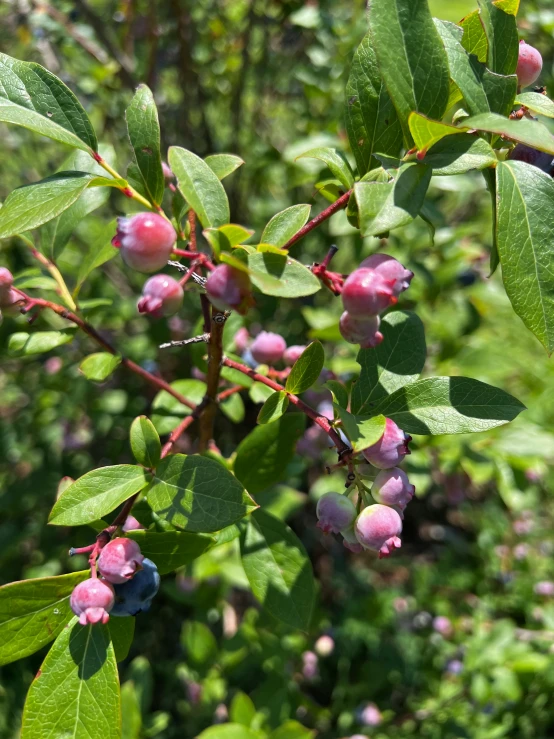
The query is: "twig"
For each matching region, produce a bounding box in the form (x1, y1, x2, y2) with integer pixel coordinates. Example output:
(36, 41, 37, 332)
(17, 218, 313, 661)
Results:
(198, 307, 227, 450)
(159, 334, 210, 349)
(17, 235, 77, 311)
(282, 190, 352, 252)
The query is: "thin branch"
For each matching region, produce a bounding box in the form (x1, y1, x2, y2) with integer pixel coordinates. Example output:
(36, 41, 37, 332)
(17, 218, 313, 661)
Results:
(19, 237, 77, 311)
(282, 190, 352, 252)
(198, 307, 227, 450)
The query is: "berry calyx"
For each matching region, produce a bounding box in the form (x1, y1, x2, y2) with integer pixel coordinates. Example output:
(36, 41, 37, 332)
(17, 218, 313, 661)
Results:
(137, 274, 184, 317)
(371, 467, 415, 510)
(113, 213, 177, 273)
(111, 558, 160, 616)
(516, 40, 542, 89)
(362, 418, 411, 469)
(205, 264, 253, 314)
(354, 504, 403, 558)
(250, 331, 287, 365)
(342, 268, 397, 316)
(339, 311, 383, 348)
(316, 492, 357, 534)
(70, 578, 115, 626)
(97, 537, 144, 584)
(283, 345, 307, 366)
(359, 254, 413, 297)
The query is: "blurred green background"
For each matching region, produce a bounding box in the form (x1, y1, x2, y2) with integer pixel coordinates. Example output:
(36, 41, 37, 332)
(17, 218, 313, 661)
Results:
(2, 1, 554, 737)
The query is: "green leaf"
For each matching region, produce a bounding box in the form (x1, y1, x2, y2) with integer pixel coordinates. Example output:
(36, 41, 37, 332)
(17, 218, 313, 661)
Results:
(336, 407, 386, 453)
(21, 621, 120, 739)
(125, 530, 213, 574)
(147, 454, 257, 533)
(205, 154, 244, 180)
(230, 692, 256, 727)
(296, 148, 354, 189)
(197, 725, 262, 739)
(351, 311, 426, 414)
(49, 465, 149, 526)
(0, 53, 97, 152)
(181, 621, 217, 667)
(324, 380, 349, 409)
(369, 0, 450, 141)
(126, 84, 165, 206)
(221, 392, 246, 423)
(130, 416, 161, 468)
(409, 113, 465, 152)
(121, 681, 142, 739)
(270, 722, 315, 739)
(496, 161, 554, 352)
(515, 92, 554, 118)
(371, 377, 526, 434)
(355, 162, 431, 236)
(108, 617, 135, 663)
(240, 509, 315, 630)
(235, 414, 306, 495)
(422, 134, 497, 175)
(74, 219, 119, 295)
(8, 330, 74, 356)
(460, 0, 518, 62)
(285, 341, 325, 394)
(462, 113, 554, 155)
(79, 352, 121, 382)
(247, 252, 321, 298)
(250, 381, 275, 403)
(0, 571, 88, 666)
(258, 391, 290, 424)
(477, 0, 518, 76)
(345, 32, 403, 174)
(261, 204, 311, 247)
(168, 146, 230, 228)
(151, 379, 206, 435)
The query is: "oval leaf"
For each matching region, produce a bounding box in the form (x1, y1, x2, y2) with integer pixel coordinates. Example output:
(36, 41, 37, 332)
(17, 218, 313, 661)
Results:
(515, 92, 554, 119)
(247, 252, 320, 298)
(79, 352, 121, 382)
(205, 154, 244, 180)
(258, 391, 290, 424)
(296, 148, 354, 189)
(130, 416, 161, 468)
(261, 204, 311, 247)
(336, 407, 386, 453)
(285, 341, 325, 394)
(126, 84, 165, 206)
(8, 330, 74, 356)
(125, 530, 213, 575)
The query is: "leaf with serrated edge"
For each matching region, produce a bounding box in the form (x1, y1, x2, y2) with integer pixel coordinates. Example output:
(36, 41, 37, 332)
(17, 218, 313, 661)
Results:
(49, 465, 149, 526)
(126, 84, 165, 206)
(79, 352, 121, 382)
(125, 530, 213, 574)
(261, 204, 311, 247)
(258, 391, 290, 424)
(21, 620, 120, 739)
(285, 341, 325, 394)
(169, 146, 230, 228)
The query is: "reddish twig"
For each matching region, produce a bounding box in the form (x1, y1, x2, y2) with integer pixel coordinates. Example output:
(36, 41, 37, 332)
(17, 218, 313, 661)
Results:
(282, 190, 352, 252)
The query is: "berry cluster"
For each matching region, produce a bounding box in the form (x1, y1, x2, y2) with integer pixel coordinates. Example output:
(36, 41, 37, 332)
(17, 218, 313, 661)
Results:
(235, 328, 306, 369)
(70, 536, 159, 625)
(339, 254, 413, 348)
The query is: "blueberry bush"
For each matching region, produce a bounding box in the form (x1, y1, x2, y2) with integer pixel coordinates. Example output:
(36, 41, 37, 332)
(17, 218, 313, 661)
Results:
(2, 0, 554, 737)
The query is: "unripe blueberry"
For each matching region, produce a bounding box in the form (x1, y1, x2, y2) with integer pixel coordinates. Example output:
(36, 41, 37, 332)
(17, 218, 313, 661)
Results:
(0, 267, 13, 296)
(362, 418, 411, 469)
(339, 311, 384, 348)
(359, 254, 413, 297)
(371, 467, 415, 510)
(97, 537, 145, 584)
(205, 263, 252, 314)
(233, 327, 250, 355)
(283, 345, 306, 366)
(70, 578, 115, 626)
(508, 143, 553, 174)
(137, 274, 184, 317)
(341, 526, 364, 553)
(161, 162, 174, 182)
(354, 504, 403, 558)
(111, 558, 160, 616)
(122, 515, 146, 532)
(316, 492, 357, 534)
(516, 40, 542, 89)
(113, 213, 176, 273)
(250, 331, 287, 365)
(342, 268, 397, 316)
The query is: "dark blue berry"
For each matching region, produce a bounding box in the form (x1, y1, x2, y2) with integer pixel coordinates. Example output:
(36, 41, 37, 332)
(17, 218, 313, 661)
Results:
(111, 558, 160, 617)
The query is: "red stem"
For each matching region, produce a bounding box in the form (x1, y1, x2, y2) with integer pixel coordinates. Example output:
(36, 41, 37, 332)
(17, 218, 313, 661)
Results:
(281, 190, 352, 252)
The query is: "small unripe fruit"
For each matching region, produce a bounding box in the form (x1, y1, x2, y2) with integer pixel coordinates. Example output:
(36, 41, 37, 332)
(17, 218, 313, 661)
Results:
(508, 143, 553, 174)
(70, 578, 115, 626)
(362, 418, 411, 469)
(137, 274, 184, 317)
(122, 515, 146, 532)
(111, 558, 160, 616)
(354, 504, 402, 558)
(359, 254, 413, 297)
(162, 162, 174, 182)
(205, 264, 252, 314)
(339, 311, 383, 348)
(341, 526, 364, 553)
(316, 492, 357, 534)
(0, 267, 13, 296)
(342, 268, 397, 316)
(97, 537, 144, 584)
(250, 331, 287, 365)
(516, 40, 542, 89)
(233, 327, 250, 354)
(283, 345, 306, 366)
(371, 467, 415, 510)
(113, 213, 176, 273)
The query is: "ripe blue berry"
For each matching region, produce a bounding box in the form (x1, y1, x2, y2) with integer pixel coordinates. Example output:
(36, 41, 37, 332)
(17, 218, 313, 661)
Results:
(111, 558, 160, 616)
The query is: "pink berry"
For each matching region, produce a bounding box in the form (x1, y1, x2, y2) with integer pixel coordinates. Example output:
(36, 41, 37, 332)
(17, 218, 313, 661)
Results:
(362, 418, 411, 469)
(433, 616, 453, 637)
(97, 537, 144, 584)
(341, 526, 364, 553)
(162, 162, 174, 182)
(283, 345, 306, 366)
(342, 268, 397, 316)
(122, 515, 146, 532)
(516, 40, 542, 89)
(233, 327, 250, 355)
(137, 274, 184, 317)
(354, 504, 403, 558)
(113, 213, 176, 273)
(359, 254, 413, 297)
(0, 267, 13, 297)
(372, 467, 415, 510)
(205, 264, 253, 314)
(316, 492, 357, 534)
(339, 311, 383, 348)
(250, 331, 287, 365)
(70, 578, 115, 626)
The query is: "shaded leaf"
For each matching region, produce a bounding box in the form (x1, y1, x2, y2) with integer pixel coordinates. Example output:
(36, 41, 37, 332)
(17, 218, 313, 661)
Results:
(258, 391, 290, 424)
(125, 530, 213, 575)
(336, 407, 386, 453)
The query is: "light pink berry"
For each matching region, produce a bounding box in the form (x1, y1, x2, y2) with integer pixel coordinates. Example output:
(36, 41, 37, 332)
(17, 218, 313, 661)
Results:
(433, 616, 453, 637)
(516, 40, 542, 89)
(339, 311, 383, 348)
(314, 635, 334, 657)
(362, 418, 411, 469)
(70, 578, 115, 626)
(250, 331, 287, 365)
(359, 253, 413, 297)
(122, 515, 146, 532)
(316, 492, 357, 534)
(342, 268, 397, 316)
(283, 345, 306, 366)
(0, 267, 13, 296)
(162, 162, 174, 182)
(205, 264, 253, 314)
(97, 537, 144, 584)
(137, 274, 184, 317)
(372, 467, 415, 510)
(113, 213, 176, 273)
(354, 504, 403, 558)
(233, 327, 250, 354)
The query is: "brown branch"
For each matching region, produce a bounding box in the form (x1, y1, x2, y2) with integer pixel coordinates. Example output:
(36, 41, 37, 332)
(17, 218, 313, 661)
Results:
(282, 190, 352, 252)
(35, 2, 110, 65)
(198, 308, 227, 450)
